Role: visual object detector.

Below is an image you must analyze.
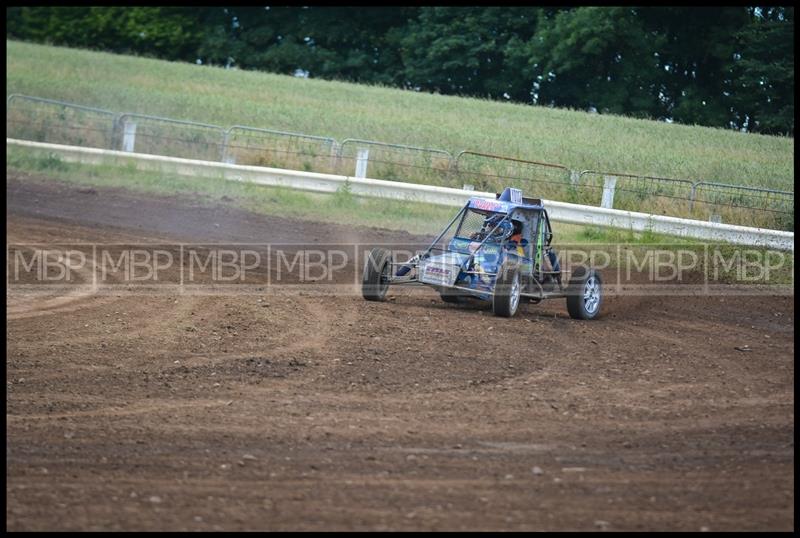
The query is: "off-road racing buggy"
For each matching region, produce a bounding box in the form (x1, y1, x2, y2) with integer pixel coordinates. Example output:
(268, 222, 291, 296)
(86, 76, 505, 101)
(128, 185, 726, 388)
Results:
(362, 187, 602, 319)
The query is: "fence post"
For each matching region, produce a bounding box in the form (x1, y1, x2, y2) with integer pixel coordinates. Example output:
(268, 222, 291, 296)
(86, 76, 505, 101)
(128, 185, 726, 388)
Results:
(355, 148, 369, 178)
(221, 129, 235, 164)
(601, 175, 617, 209)
(122, 119, 137, 152)
(570, 170, 580, 186)
(689, 182, 698, 212)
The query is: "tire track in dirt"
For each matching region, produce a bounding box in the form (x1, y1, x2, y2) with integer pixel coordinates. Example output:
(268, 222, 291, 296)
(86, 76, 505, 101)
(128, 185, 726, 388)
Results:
(6, 175, 794, 532)
(5, 398, 237, 422)
(7, 246, 105, 320)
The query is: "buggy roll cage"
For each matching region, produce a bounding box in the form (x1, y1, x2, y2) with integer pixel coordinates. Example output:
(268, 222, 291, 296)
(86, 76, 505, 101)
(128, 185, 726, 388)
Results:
(388, 201, 512, 272)
(389, 193, 565, 290)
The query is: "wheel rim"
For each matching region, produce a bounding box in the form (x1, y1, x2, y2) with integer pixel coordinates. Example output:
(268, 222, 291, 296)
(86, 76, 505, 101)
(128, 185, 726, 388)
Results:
(510, 272, 520, 313)
(583, 276, 600, 314)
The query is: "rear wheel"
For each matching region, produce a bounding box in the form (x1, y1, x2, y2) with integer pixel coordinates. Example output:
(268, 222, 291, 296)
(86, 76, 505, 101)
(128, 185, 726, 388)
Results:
(566, 266, 602, 320)
(362, 248, 392, 301)
(492, 265, 521, 318)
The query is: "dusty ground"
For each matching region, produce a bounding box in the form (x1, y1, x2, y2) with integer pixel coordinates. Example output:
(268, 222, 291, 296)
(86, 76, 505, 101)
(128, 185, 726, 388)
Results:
(6, 175, 794, 531)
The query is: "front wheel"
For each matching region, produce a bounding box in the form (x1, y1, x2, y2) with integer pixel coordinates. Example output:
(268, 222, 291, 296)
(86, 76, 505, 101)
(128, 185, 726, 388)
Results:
(362, 248, 392, 301)
(492, 265, 521, 318)
(566, 266, 602, 320)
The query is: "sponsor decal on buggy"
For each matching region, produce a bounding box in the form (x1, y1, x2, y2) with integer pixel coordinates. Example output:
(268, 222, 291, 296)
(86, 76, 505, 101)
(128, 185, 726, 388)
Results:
(449, 237, 472, 252)
(420, 262, 460, 287)
(469, 199, 506, 212)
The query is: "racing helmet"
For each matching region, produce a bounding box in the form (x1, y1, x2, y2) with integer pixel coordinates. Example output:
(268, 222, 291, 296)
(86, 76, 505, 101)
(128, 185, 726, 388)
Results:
(489, 219, 513, 240)
(484, 214, 504, 228)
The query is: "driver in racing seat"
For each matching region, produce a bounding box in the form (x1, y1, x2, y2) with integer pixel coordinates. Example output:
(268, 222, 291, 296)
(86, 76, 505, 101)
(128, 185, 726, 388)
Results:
(490, 220, 513, 242)
(506, 219, 527, 257)
(471, 214, 507, 242)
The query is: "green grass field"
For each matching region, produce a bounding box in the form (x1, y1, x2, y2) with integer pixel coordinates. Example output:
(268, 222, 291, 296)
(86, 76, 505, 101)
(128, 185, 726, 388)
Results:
(6, 40, 794, 191)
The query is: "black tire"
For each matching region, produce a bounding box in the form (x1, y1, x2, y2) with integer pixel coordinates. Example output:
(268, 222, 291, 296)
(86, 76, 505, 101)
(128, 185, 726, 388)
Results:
(566, 266, 602, 320)
(362, 248, 392, 301)
(492, 265, 521, 318)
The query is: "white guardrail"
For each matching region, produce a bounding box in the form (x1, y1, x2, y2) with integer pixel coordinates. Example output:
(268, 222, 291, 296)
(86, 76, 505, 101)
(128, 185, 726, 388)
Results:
(7, 138, 794, 251)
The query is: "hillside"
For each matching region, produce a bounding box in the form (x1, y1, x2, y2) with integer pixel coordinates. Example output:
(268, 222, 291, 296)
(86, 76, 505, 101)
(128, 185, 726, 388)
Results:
(6, 40, 794, 191)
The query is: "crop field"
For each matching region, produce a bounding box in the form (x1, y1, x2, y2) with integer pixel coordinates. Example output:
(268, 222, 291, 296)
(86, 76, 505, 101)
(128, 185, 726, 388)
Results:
(6, 40, 794, 191)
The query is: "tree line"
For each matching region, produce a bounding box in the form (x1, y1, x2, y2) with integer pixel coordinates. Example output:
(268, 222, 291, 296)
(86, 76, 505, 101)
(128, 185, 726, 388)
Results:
(6, 6, 794, 135)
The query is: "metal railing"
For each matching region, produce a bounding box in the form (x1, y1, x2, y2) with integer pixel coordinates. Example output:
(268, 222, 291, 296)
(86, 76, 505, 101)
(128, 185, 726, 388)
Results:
(221, 126, 338, 172)
(115, 113, 227, 162)
(577, 170, 696, 211)
(336, 139, 454, 186)
(453, 150, 574, 199)
(6, 94, 118, 150)
(6, 93, 794, 231)
(690, 182, 795, 230)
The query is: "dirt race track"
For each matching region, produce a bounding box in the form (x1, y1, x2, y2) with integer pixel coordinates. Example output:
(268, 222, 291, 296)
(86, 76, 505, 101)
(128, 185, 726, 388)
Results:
(6, 175, 794, 531)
